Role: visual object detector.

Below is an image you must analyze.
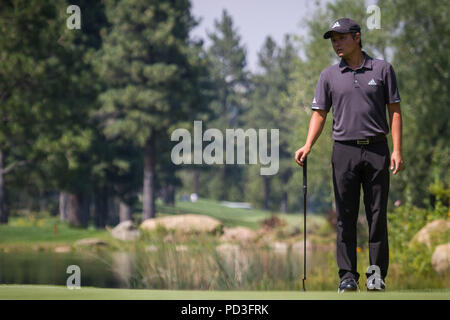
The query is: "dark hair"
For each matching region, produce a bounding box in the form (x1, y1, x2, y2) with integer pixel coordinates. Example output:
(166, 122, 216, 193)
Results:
(351, 32, 362, 48)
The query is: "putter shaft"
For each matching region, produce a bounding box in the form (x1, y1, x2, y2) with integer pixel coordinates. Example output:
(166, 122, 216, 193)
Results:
(302, 158, 307, 291)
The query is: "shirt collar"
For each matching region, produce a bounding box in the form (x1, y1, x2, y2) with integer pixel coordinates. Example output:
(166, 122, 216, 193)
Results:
(339, 51, 373, 72)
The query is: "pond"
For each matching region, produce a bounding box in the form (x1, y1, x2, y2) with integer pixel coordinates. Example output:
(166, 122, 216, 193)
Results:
(0, 246, 334, 290)
(0, 250, 130, 288)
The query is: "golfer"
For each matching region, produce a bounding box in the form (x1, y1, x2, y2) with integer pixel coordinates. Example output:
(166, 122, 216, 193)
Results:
(294, 18, 404, 292)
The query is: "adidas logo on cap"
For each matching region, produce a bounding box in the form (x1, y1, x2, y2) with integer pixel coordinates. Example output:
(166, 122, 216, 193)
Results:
(332, 21, 340, 29)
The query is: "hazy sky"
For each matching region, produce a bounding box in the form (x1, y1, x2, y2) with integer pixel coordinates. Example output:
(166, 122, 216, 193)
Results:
(190, 0, 382, 72)
(190, 0, 323, 73)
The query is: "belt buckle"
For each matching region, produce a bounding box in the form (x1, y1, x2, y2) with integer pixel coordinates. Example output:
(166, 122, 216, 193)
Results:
(357, 139, 369, 145)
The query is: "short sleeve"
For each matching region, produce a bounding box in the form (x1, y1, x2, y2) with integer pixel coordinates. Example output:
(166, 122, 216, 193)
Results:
(312, 70, 332, 112)
(384, 64, 401, 104)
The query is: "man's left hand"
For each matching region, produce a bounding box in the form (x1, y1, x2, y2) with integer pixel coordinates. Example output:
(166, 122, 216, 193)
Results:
(390, 151, 404, 175)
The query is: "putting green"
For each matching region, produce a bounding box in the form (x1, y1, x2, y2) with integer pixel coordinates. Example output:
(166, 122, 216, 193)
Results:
(0, 285, 448, 300)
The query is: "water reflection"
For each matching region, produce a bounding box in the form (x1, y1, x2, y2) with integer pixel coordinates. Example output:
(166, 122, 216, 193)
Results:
(0, 245, 332, 289)
(0, 251, 121, 288)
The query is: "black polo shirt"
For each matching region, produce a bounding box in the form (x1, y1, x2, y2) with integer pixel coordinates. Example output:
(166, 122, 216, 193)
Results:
(312, 51, 401, 140)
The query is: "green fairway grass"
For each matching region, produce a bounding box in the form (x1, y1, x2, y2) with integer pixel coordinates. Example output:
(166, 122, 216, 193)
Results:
(0, 198, 327, 247)
(0, 285, 448, 300)
(153, 198, 326, 230)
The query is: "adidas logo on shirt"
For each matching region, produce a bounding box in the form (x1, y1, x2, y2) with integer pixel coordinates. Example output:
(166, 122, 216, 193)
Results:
(332, 21, 340, 28)
(312, 97, 319, 109)
(368, 79, 377, 86)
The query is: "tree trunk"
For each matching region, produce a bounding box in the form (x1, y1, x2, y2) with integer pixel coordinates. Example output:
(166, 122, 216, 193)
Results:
(66, 192, 89, 228)
(263, 176, 271, 210)
(59, 191, 69, 221)
(119, 200, 132, 222)
(280, 192, 288, 213)
(107, 194, 119, 226)
(280, 169, 291, 214)
(143, 135, 156, 220)
(0, 147, 8, 224)
(94, 186, 108, 228)
(220, 166, 227, 200)
(162, 184, 175, 206)
(193, 168, 199, 195)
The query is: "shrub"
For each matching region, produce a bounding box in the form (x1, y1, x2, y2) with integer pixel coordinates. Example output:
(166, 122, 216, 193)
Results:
(387, 183, 449, 289)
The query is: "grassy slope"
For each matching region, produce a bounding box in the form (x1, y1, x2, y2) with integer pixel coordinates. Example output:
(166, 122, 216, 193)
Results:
(0, 285, 448, 300)
(0, 198, 326, 246)
(0, 218, 111, 245)
(156, 198, 325, 230)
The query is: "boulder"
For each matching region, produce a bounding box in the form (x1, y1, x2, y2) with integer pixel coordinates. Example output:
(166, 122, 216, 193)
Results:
(431, 243, 450, 275)
(111, 252, 135, 286)
(146, 245, 158, 252)
(163, 234, 175, 243)
(54, 245, 72, 253)
(111, 220, 140, 241)
(216, 243, 249, 281)
(411, 219, 450, 247)
(175, 245, 188, 252)
(270, 241, 289, 254)
(216, 243, 241, 256)
(74, 238, 108, 247)
(140, 214, 222, 234)
(292, 240, 314, 253)
(220, 226, 258, 242)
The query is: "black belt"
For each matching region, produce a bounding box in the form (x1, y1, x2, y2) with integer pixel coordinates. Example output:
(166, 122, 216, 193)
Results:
(335, 135, 387, 146)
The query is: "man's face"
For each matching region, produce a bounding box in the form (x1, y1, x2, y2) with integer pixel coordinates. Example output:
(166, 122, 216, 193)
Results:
(330, 31, 360, 58)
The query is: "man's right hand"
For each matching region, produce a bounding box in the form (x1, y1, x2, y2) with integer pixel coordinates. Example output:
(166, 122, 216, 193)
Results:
(295, 145, 311, 167)
(294, 110, 327, 167)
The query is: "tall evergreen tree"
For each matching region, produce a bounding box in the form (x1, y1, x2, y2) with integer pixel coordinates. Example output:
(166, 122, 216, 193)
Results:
(245, 36, 279, 210)
(204, 9, 249, 201)
(39, 0, 110, 228)
(244, 35, 300, 212)
(0, 0, 79, 223)
(96, 0, 209, 220)
(388, 0, 449, 206)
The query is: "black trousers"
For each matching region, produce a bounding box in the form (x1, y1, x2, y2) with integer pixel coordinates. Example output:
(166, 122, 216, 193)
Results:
(332, 139, 390, 282)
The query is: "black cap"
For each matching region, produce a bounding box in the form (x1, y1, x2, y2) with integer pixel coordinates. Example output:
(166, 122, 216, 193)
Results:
(323, 18, 361, 39)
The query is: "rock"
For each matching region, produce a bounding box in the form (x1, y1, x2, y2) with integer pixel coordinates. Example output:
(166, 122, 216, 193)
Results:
(175, 245, 188, 252)
(54, 245, 72, 253)
(432, 243, 450, 275)
(411, 219, 450, 247)
(261, 216, 286, 229)
(258, 231, 277, 244)
(288, 227, 301, 237)
(146, 245, 158, 252)
(270, 241, 289, 254)
(216, 243, 249, 281)
(292, 240, 314, 253)
(111, 252, 135, 286)
(220, 226, 258, 242)
(74, 238, 108, 247)
(163, 234, 175, 243)
(140, 214, 222, 234)
(216, 243, 241, 255)
(111, 220, 140, 241)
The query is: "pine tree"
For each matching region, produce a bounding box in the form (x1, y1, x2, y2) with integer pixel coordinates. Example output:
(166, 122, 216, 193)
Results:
(0, 0, 76, 223)
(96, 0, 209, 220)
(204, 9, 249, 201)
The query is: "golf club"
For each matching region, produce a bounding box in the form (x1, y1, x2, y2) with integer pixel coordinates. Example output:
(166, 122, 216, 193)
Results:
(302, 157, 307, 292)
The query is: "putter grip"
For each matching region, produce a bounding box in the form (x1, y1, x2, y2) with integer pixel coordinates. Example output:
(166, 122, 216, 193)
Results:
(303, 158, 307, 190)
